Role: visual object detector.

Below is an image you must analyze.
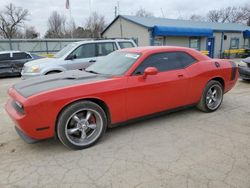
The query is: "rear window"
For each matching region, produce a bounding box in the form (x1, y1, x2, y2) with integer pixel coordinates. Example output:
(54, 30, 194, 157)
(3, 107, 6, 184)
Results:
(13, 52, 32, 60)
(118, 42, 135, 49)
(0, 53, 10, 61)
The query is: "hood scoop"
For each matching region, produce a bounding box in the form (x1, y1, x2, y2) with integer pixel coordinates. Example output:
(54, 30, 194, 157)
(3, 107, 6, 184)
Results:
(14, 70, 109, 98)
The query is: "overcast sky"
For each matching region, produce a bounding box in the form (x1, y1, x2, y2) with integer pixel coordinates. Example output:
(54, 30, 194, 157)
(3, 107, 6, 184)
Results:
(1, 0, 249, 36)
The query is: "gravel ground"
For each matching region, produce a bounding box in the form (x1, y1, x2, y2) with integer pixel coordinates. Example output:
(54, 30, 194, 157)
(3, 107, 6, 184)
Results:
(0, 77, 250, 188)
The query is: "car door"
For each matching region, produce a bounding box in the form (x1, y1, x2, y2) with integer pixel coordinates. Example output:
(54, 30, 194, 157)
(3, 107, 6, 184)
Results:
(0, 53, 12, 76)
(126, 52, 190, 119)
(12, 52, 32, 73)
(64, 43, 97, 70)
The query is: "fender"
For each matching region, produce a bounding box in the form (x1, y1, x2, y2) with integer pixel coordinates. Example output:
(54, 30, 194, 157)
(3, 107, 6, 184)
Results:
(42, 67, 66, 75)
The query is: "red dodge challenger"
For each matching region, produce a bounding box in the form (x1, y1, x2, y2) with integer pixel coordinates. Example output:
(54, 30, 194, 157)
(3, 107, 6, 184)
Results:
(5, 46, 238, 149)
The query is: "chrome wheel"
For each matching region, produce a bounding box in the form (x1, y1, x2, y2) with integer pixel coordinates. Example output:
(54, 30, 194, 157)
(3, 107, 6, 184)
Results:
(206, 85, 223, 110)
(65, 108, 103, 146)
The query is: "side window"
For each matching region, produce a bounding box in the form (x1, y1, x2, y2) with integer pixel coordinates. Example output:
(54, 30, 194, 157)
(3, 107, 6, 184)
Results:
(71, 43, 96, 59)
(175, 52, 197, 67)
(0, 53, 11, 61)
(13, 52, 32, 60)
(134, 52, 183, 75)
(230, 38, 239, 49)
(96, 42, 117, 56)
(189, 38, 200, 50)
(118, 42, 135, 49)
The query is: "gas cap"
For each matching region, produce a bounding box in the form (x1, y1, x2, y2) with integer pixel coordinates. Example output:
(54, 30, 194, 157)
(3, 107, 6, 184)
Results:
(215, 62, 220, 68)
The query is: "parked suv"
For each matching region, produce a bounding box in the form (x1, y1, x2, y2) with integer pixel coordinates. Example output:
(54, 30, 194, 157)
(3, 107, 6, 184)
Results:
(21, 39, 137, 79)
(0, 51, 34, 78)
(238, 57, 250, 80)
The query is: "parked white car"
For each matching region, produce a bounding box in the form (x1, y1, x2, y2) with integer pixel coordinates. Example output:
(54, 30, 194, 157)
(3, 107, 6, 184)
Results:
(21, 39, 137, 79)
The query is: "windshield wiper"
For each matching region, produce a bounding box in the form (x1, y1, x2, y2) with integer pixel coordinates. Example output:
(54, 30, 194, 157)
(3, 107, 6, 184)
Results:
(85, 69, 100, 74)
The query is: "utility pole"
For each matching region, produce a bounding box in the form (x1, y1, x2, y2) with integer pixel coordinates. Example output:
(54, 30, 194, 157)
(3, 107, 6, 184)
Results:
(89, 0, 92, 14)
(117, 1, 120, 15)
(161, 8, 165, 18)
(115, 6, 118, 17)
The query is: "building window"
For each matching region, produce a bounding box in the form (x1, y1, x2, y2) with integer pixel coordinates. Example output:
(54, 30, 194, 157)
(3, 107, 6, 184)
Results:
(153, 37, 164, 46)
(230, 38, 239, 49)
(189, 38, 200, 50)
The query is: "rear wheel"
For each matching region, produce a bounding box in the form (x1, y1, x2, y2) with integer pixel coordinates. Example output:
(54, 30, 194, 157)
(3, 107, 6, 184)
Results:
(57, 101, 107, 150)
(197, 80, 223, 112)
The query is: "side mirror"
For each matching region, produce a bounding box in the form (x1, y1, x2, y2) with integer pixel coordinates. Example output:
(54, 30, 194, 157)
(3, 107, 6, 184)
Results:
(143, 67, 158, 79)
(66, 54, 76, 60)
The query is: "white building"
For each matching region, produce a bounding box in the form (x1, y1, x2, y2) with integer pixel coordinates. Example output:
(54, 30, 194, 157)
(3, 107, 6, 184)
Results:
(102, 15, 250, 58)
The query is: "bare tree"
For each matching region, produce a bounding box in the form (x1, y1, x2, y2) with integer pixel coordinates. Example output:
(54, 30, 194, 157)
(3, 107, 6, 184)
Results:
(0, 3, 29, 39)
(45, 11, 66, 38)
(229, 6, 250, 23)
(247, 18, 250, 26)
(207, 10, 221, 22)
(24, 26, 39, 38)
(135, 8, 154, 17)
(207, 5, 250, 23)
(66, 18, 92, 38)
(85, 12, 106, 38)
(72, 27, 92, 38)
(189, 14, 205, 21)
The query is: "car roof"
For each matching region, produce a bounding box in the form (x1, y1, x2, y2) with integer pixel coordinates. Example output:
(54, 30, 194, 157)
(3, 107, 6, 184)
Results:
(119, 46, 195, 53)
(72, 39, 134, 45)
(119, 46, 211, 61)
(0, 50, 24, 54)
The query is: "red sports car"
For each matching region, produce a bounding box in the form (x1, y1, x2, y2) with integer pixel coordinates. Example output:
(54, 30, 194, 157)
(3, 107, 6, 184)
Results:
(5, 46, 238, 150)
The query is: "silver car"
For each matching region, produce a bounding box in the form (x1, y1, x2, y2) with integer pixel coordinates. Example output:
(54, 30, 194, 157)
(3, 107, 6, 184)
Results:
(21, 39, 137, 79)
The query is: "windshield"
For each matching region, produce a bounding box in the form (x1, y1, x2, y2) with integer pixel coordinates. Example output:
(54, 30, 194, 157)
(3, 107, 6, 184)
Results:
(54, 43, 78, 58)
(85, 51, 140, 75)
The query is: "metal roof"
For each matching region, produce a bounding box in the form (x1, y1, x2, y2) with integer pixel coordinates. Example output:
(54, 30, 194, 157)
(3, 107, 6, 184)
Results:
(102, 15, 250, 34)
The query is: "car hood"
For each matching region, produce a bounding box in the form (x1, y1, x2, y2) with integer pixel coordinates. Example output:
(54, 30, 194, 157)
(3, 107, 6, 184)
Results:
(243, 57, 250, 64)
(24, 57, 59, 67)
(14, 70, 111, 98)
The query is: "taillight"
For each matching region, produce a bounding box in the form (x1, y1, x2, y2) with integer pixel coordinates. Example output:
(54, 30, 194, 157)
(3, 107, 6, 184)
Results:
(229, 61, 237, 80)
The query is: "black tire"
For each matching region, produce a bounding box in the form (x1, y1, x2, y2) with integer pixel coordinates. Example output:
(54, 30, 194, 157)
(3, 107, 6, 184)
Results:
(57, 101, 107, 150)
(197, 80, 224, 113)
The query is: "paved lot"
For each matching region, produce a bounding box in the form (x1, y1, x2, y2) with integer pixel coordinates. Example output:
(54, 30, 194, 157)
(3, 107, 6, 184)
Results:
(0, 77, 250, 188)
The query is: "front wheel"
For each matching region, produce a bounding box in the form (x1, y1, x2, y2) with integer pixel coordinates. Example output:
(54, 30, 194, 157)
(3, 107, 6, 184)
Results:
(57, 101, 107, 150)
(197, 80, 223, 112)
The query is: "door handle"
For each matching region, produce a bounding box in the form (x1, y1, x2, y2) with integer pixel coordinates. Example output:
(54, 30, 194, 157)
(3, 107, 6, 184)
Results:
(89, 59, 96, 63)
(178, 74, 184, 78)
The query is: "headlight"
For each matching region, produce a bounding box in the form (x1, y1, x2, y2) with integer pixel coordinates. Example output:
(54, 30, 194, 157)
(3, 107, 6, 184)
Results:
(238, 61, 248, 67)
(26, 65, 40, 73)
(12, 100, 25, 114)
(15, 101, 23, 109)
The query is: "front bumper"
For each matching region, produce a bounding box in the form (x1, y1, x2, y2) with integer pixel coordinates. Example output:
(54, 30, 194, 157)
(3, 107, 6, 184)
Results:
(15, 126, 39, 144)
(5, 94, 54, 143)
(238, 66, 250, 80)
(5, 98, 39, 143)
(21, 71, 42, 79)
